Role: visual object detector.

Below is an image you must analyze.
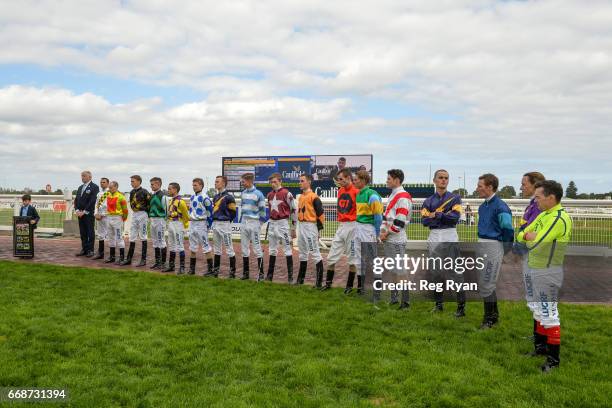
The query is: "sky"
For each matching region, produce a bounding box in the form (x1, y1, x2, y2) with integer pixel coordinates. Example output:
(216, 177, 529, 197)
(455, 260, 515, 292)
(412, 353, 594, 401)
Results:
(1, 0, 611, 194)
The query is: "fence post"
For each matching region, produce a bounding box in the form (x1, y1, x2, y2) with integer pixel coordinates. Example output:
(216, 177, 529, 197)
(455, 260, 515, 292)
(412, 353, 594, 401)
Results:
(13, 196, 20, 216)
(63, 188, 73, 220)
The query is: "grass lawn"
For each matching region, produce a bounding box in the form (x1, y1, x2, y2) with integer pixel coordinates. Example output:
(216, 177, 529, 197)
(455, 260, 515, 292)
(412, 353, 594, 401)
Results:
(0, 209, 70, 230)
(0, 261, 611, 407)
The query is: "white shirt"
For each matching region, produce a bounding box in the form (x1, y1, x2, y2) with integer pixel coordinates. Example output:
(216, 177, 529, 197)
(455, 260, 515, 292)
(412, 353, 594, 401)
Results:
(79, 181, 92, 214)
(81, 181, 91, 196)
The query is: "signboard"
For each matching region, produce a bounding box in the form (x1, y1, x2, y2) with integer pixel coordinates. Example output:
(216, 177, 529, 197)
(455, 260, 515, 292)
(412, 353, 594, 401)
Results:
(13, 216, 34, 258)
(312, 155, 373, 181)
(222, 156, 312, 192)
(221, 155, 434, 198)
(0, 198, 65, 211)
(52, 201, 67, 212)
(222, 155, 373, 195)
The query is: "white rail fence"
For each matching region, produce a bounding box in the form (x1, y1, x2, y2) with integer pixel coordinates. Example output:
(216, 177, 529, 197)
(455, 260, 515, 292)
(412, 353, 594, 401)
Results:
(1, 195, 611, 248)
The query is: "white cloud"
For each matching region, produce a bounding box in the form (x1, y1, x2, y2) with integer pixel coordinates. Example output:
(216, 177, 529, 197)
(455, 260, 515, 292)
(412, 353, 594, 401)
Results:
(0, 0, 611, 191)
(0, 85, 112, 124)
(0, 85, 357, 190)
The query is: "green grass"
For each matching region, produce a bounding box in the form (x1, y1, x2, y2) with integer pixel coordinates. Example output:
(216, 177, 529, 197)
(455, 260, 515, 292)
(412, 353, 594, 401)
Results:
(0, 209, 71, 230)
(0, 261, 610, 407)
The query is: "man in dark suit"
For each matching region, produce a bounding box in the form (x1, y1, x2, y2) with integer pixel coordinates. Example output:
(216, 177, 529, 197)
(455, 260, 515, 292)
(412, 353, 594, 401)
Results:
(20, 194, 40, 229)
(74, 170, 100, 257)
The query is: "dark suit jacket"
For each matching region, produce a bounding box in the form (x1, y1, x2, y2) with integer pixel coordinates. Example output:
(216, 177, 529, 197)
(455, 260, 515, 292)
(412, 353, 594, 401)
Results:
(74, 182, 100, 214)
(20, 205, 40, 229)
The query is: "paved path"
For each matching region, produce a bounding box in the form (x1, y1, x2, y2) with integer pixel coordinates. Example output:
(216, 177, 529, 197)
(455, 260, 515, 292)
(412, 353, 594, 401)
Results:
(0, 236, 336, 285)
(1, 236, 609, 303)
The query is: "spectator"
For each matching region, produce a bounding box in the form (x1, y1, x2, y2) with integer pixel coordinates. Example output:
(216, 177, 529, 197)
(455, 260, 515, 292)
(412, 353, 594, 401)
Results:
(465, 204, 473, 225)
(20, 194, 40, 229)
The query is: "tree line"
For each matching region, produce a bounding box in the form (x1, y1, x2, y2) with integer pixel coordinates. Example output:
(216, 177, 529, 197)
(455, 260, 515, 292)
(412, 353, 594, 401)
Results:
(1, 181, 610, 200)
(452, 181, 610, 199)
